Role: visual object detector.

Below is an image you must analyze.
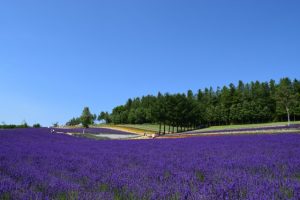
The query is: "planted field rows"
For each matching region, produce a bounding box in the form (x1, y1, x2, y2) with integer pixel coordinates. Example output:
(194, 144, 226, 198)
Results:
(54, 128, 136, 135)
(0, 128, 300, 199)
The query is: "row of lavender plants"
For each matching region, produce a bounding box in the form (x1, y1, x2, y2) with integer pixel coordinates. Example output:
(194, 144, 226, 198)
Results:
(1, 128, 300, 199)
(191, 124, 300, 134)
(53, 128, 135, 135)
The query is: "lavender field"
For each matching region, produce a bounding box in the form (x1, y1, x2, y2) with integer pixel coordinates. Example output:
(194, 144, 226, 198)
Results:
(1, 128, 300, 199)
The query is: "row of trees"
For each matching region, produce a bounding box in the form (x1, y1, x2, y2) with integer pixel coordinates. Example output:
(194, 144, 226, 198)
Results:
(0, 122, 41, 129)
(66, 78, 300, 132)
(66, 107, 97, 128)
(66, 109, 112, 128)
(107, 78, 300, 133)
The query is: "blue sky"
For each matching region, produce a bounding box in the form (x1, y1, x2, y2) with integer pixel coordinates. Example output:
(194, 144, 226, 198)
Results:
(1, 0, 300, 126)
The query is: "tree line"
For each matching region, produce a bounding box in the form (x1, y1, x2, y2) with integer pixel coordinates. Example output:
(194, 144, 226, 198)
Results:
(0, 122, 41, 129)
(67, 78, 300, 132)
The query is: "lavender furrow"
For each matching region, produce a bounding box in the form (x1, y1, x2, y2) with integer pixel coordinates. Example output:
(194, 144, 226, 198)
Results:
(0, 129, 300, 199)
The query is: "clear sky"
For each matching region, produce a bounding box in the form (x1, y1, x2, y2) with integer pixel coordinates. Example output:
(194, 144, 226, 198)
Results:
(1, 0, 300, 126)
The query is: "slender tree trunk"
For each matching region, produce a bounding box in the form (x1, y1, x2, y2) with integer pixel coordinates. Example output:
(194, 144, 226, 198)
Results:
(294, 114, 296, 122)
(159, 123, 161, 134)
(168, 125, 171, 133)
(286, 106, 290, 126)
(163, 123, 166, 135)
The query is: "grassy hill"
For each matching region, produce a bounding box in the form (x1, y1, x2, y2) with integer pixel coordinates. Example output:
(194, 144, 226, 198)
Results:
(95, 124, 157, 134)
(97, 121, 300, 134)
(194, 121, 300, 132)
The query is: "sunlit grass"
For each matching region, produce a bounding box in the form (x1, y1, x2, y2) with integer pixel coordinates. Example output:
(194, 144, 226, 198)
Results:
(96, 121, 300, 134)
(194, 121, 300, 132)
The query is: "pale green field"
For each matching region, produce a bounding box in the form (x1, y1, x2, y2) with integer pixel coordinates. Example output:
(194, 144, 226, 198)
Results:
(97, 121, 300, 133)
(193, 121, 300, 132)
(117, 124, 161, 132)
(95, 124, 158, 134)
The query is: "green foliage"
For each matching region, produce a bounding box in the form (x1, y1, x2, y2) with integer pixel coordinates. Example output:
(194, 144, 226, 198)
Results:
(33, 123, 41, 128)
(67, 108, 98, 127)
(52, 122, 59, 128)
(280, 187, 294, 199)
(98, 111, 111, 124)
(99, 183, 109, 192)
(275, 78, 298, 125)
(55, 191, 78, 200)
(80, 107, 94, 128)
(0, 192, 11, 200)
(106, 78, 300, 131)
(195, 170, 205, 182)
(0, 122, 28, 129)
(66, 117, 81, 126)
(295, 172, 300, 181)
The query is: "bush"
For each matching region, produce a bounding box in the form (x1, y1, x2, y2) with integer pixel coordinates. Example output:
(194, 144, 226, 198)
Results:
(0, 124, 17, 129)
(18, 122, 28, 128)
(0, 123, 28, 129)
(52, 122, 59, 128)
(33, 123, 41, 128)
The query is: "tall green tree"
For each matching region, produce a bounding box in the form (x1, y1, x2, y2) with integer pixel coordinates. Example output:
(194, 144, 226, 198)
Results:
(98, 112, 111, 124)
(80, 107, 94, 128)
(276, 78, 296, 126)
(66, 117, 81, 126)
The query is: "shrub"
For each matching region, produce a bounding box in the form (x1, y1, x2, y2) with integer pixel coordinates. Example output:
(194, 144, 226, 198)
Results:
(33, 123, 41, 128)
